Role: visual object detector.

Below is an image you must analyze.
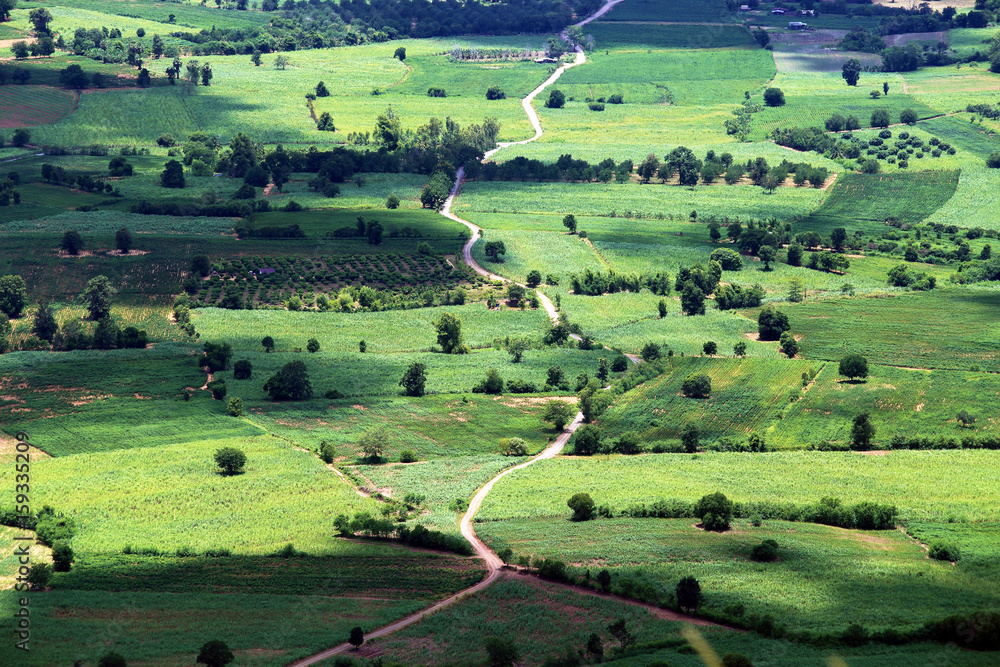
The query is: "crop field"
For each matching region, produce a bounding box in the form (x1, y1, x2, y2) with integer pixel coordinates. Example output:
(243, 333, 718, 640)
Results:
(781, 288, 1000, 372)
(5, 0, 1000, 663)
(0, 85, 76, 129)
(598, 357, 815, 445)
(0, 589, 428, 667)
(477, 518, 1000, 635)
(751, 71, 940, 140)
(459, 178, 828, 221)
(796, 170, 960, 235)
(0, 435, 378, 553)
(556, 48, 775, 107)
(477, 450, 1000, 522)
(601, 0, 738, 22)
(249, 393, 566, 460)
(586, 22, 756, 49)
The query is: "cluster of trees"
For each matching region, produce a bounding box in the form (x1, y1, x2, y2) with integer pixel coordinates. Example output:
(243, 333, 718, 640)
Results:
(334, 511, 471, 554)
(163, 0, 602, 55)
(636, 150, 829, 192)
(473, 154, 634, 184)
(570, 269, 672, 296)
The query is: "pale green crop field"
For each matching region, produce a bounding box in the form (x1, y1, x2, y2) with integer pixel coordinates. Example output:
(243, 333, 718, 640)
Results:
(477, 450, 1000, 522)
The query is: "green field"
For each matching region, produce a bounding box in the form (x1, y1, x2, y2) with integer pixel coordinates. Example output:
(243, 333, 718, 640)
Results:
(478, 517, 1000, 635)
(477, 450, 1000, 522)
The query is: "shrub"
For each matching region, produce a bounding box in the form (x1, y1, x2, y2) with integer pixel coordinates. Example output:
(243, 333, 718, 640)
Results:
(472, 368, 504, 394)
(750, 539, 779, 562)
(588, 102, 605, 111)
(214, 447, 246, 474)
(320, 442, 336, 464)
(27, 563, 52, 589)
(568, 492, 596, 521)
(499, 437, 529, 456)
(546, 88, 565, 108)
(695, 492, 733, 530)
(399, 450, 417, 463)
(676, 576, 701, 611)
(681, 373, 711, 398)
(206, 379, 227, 400)
(928, 540, 961, 561)
(485, 85, 506, 100)
(427, 87, 446, 97)
(226, 396, 244, 417)
(757, 306, 790, 340)
(573, 424, 601, 455)
(839, 354, 869, 381)
(97, 652, 127, 667)
(307, 337, 320, 353)
(386, 194, 400, 209)
(900, 108, 918, 124)
(233, 359, 252, 380)
(52, 540, 74, 572)
(763, 87, 785, 106)
(987, 152, 1000, 169)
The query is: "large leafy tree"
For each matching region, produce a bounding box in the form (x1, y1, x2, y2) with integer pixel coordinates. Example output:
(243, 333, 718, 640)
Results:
(263, 360, 313, 401)
(0, 0, 17, 23)
(434, 312, 463, 353)
(82, 275, 115, 320)
(0, 274, 27, 318)
(842, 58, 862, 86)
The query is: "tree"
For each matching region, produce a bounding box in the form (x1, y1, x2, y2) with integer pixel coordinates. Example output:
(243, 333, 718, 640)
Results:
(11, 40, 28, 59)
(251, 50, 262, 67)
(386, 194, 400, 209)
(59, 64, 90, 89)
(585, 633, 604, 661)
(658, 299, 667, 318)
(196, 640, 235, 667)
(763, 87, 785, 107)
(851, 412, 876, 450)
(640, 341, 661, 361)
(779, 331, 799, 358)
(484, 240, 506, 262)
(52, 540, 74, 572)
(399, 362, 427, 397)
(696, 492, 733, 531)
(567, 492, 595, 521)
(306, 337, 320, 353)
(161, 159, 185, 188)
(263, 360, 313, 401)
(883, 81, 890, 95)
(870, 109, 890, 129)
(543, 400, 571, 431)
(83, 275, 115, 320)
(957, 410, 976, 428)
(607, 618, 635, 650)
(900, 108, 918, 125)
(0, 0, 16, 22)
(97, 652, 127, 667)
(486, 85, 506, 100)
(637, 153, 660, 183)
(33, 302, 58, 341)
(842, 58, 862, 86)
(703, 341, 717, 356)
(597, 357, 610, 383)
(525, 270, 542, 287)
(734, 341, 747, 357)
(829, 227, 848, 251)
(61, 230, 84, 255)
(214, 447, 246, 475)
(483, 637, 519, 667)
(434, 312, 463, 353)
(93, 316, 119, 350)
(201, 341, 232, 372)
(113, 227, 134, 255)
(152, 34, 165, 58)
(200, 62, 213, 87)
(315, 80, 330, 97)
(758, 245, 777, 270)
(562, 213, 577, 233)
(394, 46, 406, 60)
(233, 359, 252, 380)
(473, 368, 504, 394)
(261, 336, 275, 353)
(681, 280, 706, 316)
(757, 306, 789, 341)
(676, 576, 701, 611)
(573, 424, 601, 455)
(274, 54, 289, 70)
(546, 88, 565, 108)
(0, 274, 27, 318)
(348, 627, 364, 649)
(681, 423, 699, 453)
(28, 7, 53, 33)
(682, 373, 711, 399)
(505, 336, 530, 363)
(359, 426, 388, 461)
(839, 354, 869, 381)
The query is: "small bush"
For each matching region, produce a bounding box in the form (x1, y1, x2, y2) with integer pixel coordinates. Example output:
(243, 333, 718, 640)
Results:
(750, 539, 779, 562)
(399, 450, 417, 463)
(928, 540, 961, 561)
(763, 87, 785, 107)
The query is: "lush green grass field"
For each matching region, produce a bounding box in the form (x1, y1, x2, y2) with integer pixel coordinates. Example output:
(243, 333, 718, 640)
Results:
(782, 288, 1000, 372)
(0, 435, 376, 554)
(477, 450, 1000, 522)
(478, 517, 1000, 635)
